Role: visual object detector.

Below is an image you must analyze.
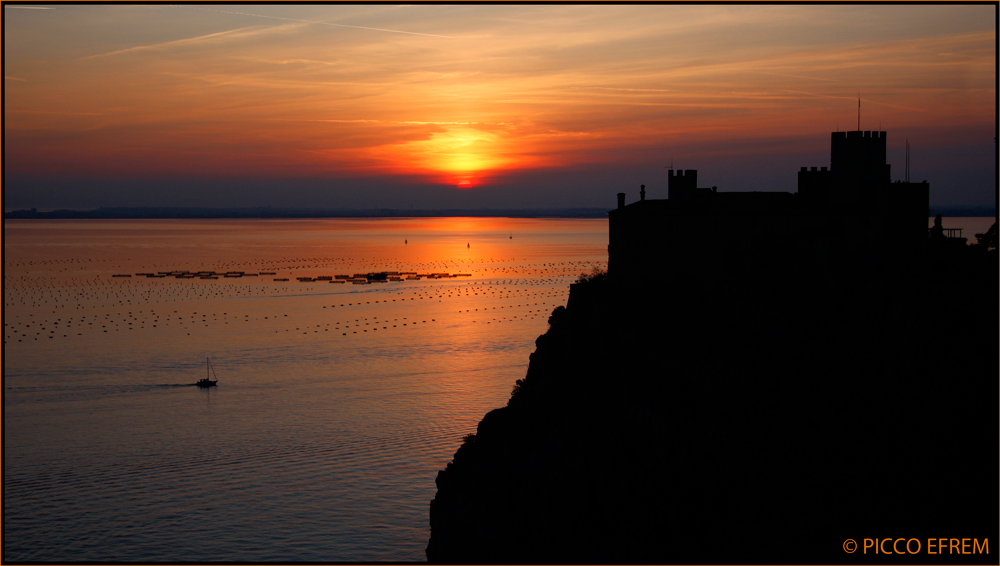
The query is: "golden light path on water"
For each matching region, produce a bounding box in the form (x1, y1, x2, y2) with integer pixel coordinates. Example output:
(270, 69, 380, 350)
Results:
(3, 217, 607, 562)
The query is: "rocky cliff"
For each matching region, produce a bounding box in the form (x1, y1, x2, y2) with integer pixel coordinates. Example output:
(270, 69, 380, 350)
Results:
(427, 249, 997, 564)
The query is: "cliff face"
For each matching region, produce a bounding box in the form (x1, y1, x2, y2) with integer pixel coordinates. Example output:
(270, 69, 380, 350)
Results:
(427, 252, 997, 564)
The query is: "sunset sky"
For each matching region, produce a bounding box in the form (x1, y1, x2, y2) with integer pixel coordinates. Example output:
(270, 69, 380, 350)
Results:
(4, 4, 996, 210)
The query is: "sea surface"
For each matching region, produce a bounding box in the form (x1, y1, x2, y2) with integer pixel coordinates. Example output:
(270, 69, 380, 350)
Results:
(3, 216, 993, 562)
(3, 217, 607, 562)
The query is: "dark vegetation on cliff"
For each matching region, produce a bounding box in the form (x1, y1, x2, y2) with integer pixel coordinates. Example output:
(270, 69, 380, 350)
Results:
(427, 242, 997, 564)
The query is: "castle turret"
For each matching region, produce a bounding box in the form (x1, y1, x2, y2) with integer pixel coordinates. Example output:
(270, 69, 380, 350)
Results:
(797, 166, 832, 203)
(668, 169, 697, 201)
(830, 131, 891, 204)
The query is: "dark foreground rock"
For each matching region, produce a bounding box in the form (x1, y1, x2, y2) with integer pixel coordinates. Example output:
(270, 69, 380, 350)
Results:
(427, 249, 997, 564)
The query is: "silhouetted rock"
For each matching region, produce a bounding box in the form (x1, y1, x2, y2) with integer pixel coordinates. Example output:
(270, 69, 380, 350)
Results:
(428, 252, 996, 563)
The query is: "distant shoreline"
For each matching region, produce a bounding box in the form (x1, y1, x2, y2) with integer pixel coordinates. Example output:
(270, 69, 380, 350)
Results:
(2, 207, 615, 220)
(3, 206, 994, 220)
(2, 207, 611, 220)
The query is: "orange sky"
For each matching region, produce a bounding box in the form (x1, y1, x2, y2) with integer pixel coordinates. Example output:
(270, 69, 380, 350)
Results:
(4, 4, 996, 208)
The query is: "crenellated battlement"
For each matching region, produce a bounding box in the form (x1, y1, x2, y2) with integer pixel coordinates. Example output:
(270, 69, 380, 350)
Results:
(833, 130, 886, 140)
(798, 166, 833, 201)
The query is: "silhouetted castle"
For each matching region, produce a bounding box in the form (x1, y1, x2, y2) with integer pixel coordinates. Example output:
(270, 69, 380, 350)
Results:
(608, 130, 929, 281)
(427, 127, 996, 564)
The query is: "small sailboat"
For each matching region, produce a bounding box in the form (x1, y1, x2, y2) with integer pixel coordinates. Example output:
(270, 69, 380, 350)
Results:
(196, 357, 219, 388)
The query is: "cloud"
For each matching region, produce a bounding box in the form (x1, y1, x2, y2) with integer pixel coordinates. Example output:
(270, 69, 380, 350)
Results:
(778, 90, 928, 113)
(7, 109, 102, 116)
(307, 119, 507, 126)
(5, 76, 28, 81)
(755, 72, 842, 83)
(79, 25, 293, 59)
(191, 6, 454, 39)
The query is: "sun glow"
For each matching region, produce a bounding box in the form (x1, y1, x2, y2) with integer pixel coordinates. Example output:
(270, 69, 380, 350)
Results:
(393, 127, 513, 186)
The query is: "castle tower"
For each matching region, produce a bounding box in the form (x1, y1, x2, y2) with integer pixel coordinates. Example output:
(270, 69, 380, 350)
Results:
(668, 170, 697, 201)
(831, 130, 888, 178)
(830, 131, 891, 203)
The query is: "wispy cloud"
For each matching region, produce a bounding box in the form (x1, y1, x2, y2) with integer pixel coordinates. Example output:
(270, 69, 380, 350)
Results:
(757, 90, 928, 113)
(310, 119, 382, 124)
(80, 25, 289, 60)
(191, 6, 454, 39)
(571, 87, 674, 94)
(755, 72, 842, 83)
(5, 76, 28, 81)
(5, 6, 55, 9)
(230, 56, 342, 67)
(270, 118, 508, 127)
(7, 110, 102, 115)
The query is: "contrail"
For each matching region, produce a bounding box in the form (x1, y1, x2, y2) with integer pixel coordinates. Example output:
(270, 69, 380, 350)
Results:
(5, 5, 55, 8)
(756, 71, 841, 83)
(782, 90, 926, 112)
(8, 109, 103, 115)
(192, 6, 454, 39)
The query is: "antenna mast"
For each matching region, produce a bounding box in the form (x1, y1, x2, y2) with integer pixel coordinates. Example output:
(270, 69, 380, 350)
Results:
(857, 95, 861, 131)
(905, 140, 910, 183)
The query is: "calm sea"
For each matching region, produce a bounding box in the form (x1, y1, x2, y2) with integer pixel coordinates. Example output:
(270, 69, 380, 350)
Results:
(3, 217, 608, 562)
(3, 216, 992, 562)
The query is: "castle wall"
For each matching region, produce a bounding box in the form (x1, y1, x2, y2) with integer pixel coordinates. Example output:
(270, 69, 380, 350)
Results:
(876, 181, 930, 258)
(608, 130, 929, 282)
(609, 195, 828, 284)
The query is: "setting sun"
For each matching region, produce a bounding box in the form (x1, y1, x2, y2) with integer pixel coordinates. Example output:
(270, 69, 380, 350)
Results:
(389, 127, 512, 185)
